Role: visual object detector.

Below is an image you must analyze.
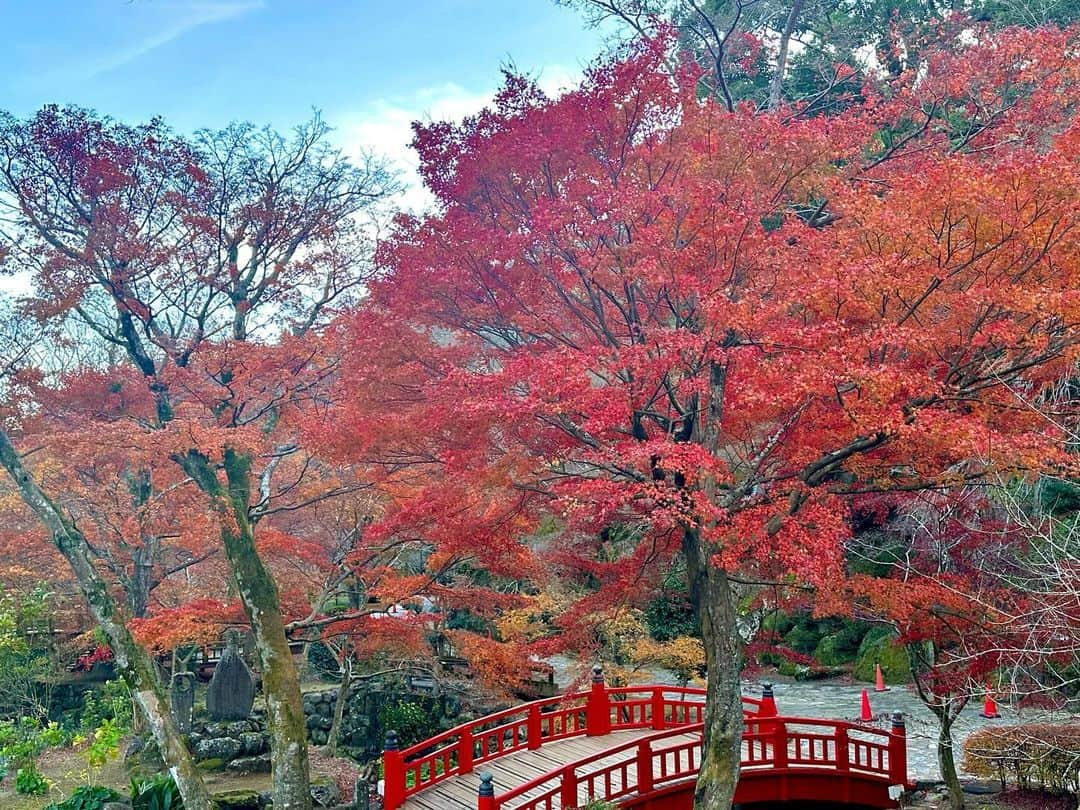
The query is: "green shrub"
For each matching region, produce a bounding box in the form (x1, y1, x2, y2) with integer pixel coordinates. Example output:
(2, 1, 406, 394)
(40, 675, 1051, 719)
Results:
(378, 700, 438, 748)
(131, 772, 183, 810)
(79, 680, 132, 733)
(44, 784, 122, 810)
(15, 762, 50, 795)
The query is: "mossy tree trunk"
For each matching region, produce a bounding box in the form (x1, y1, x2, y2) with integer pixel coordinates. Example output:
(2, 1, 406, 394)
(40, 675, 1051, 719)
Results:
(179, 448, 311, 810)
(683, 359, 743, 810)
(0, 430, 213, 810)
(327, 656, 353, 756)
(684, 528, 743, 810)
(909, 642, 966, 810)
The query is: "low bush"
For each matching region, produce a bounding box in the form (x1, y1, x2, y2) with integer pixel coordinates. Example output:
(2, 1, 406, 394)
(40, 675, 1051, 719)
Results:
(44, 784, 123, 810)
(961, 723, 1080, 794)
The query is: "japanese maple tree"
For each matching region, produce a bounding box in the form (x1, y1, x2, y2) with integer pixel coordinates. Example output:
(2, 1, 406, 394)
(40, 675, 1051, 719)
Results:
(332, 25, 1080, 809)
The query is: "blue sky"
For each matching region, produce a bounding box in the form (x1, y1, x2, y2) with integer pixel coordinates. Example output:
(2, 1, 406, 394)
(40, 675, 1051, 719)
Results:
(1, 0, 608, 205)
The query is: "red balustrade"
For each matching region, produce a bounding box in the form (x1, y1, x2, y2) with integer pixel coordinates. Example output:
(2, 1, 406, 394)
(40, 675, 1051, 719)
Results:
(382, 669, 909, 810)
(382, 666, 756, 809)
(485, 714, 908, 810)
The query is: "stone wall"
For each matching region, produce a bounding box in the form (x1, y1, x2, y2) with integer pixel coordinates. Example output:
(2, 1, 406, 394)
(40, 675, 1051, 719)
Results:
(302, 685, 466, 756)
(185, 683, 473, 770)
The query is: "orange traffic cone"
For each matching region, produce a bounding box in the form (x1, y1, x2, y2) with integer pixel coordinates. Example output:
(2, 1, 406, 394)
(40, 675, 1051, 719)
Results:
(860, 688, 873, 722)
(980, 685, 1000, 719)
(874, 662, 889, 692)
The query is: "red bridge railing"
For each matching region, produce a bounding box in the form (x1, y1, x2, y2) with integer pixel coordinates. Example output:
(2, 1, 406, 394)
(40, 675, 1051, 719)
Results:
(479, 714, 908, 810)
(382, 665, 767, 810)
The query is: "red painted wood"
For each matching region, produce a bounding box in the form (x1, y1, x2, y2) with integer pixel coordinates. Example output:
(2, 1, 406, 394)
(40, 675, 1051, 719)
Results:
(383, 682, 908, 809)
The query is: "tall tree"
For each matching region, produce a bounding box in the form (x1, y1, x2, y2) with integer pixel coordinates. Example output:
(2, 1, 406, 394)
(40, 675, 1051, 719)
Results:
(333, 26, 1080, 809)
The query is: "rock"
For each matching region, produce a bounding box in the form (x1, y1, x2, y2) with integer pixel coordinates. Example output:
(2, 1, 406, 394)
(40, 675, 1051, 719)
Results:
(212, 789, 263, 809)
(310, 728, 328, 745)
(962, 779, 1003, 795)
(258, 789, 273, 808)
(195, 736, 242, 762)
(227, 720, 253, 736)
(197, 757, 226, 771)
(102, 803, 132, 810)
(310, 778, 342, 807)
(205, 721, 230, 738)
(123, 736, 146, 761)
(239, 731, 266, 754)
(227, 754, 272, 774)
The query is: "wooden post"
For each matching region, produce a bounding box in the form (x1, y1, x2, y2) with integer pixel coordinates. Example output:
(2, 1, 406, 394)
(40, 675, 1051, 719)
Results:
(527, 704, 542, 750)
(383, 730, 405, 810)
(636, 739, 654, 793)
(459, 726, 474, 774)
(477, 772, 495, 810)
(773, 721, 788, 770)
(889, 712, 908, 784)
(835, 725, 850, 772)
(651, 686, 666, 730)
(586, 664, 611, 736)
(560, 767, 578, 806)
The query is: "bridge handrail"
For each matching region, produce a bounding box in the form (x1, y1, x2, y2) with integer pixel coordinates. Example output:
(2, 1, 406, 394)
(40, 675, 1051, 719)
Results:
(487, 715, 908, 810)
(382, 670, 770, 809)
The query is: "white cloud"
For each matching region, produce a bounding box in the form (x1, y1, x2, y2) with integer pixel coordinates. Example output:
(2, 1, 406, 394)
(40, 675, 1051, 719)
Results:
(331, 64, 584, 215)
(63, 1, 264, 81)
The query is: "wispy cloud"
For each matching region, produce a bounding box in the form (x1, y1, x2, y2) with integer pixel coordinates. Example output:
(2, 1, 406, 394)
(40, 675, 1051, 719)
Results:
(333, 66, 582, 213)
(80, 1, 263, 80)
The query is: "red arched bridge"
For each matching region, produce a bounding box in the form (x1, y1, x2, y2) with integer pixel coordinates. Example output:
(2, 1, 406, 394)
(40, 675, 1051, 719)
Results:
(382, 667, 912, 810)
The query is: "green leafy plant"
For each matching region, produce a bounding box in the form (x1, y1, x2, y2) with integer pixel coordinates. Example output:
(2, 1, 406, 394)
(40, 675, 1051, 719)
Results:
(44, 784, 122, 810)
(378, 699, 437, 748)
(130, 772, 183, 810)
(79, 679, 132, 733)
(80, 718, 123, 769)
(15, 762, 50, 795)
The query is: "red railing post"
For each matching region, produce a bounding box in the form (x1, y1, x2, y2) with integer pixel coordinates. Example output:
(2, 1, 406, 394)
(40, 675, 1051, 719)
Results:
(459, 726, 474, 774)
(528, 704, 542, 750)
(651, 686, 666, 730)
(835, 725, 849, 773)
(772, 721, 788, 770)
(560, 768, 578, 806)
(383, 730, 405, 810)
(636, 739, 654, 793)
(888, 712, 908, 784)
(477, 772, 496, 810)
(586, 664, 611, 736)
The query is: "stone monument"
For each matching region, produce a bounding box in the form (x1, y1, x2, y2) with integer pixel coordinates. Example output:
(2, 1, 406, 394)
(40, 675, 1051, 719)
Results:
(170, 671, 196, 733)
(207, 632, 256, 721)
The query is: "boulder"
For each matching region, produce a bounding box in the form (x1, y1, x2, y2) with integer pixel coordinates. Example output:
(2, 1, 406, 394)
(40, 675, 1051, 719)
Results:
(195, 736, 242, 762)
(239, 731, 267, 755)
(227, 754, 272, 774)
(310, 777, 342, 807)
(212, 789, 263, 809)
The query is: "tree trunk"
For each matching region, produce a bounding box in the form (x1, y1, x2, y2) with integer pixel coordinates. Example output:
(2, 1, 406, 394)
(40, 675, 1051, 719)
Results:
(685, 528, 743, 810)
(327, 658, 352, 756)
(0, 430, 213, 810)
(769, 0, 805, 110)
(937, 714, 965, 810)
(181, 448, 312, 810)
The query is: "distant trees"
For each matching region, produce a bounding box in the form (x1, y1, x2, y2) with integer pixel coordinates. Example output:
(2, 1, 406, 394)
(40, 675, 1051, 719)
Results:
(0, 107, 397, 810)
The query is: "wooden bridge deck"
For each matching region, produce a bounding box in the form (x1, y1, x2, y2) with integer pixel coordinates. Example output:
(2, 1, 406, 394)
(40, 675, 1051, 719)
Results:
(400, 729, 699, 810)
